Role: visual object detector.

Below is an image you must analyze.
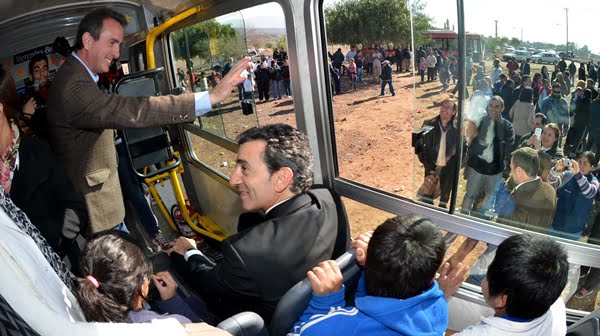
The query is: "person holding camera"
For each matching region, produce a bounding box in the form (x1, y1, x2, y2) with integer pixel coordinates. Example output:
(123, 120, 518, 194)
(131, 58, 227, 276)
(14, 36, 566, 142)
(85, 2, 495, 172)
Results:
(416, 98, 459, 208)
(547, 151, 599, 240)
(520, 123, 564, 181)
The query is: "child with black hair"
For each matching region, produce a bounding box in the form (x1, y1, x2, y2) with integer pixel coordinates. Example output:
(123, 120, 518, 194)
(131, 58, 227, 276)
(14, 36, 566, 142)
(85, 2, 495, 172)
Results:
(290, 215, 468, 336)
(449, 233, 568, 335)
(74, 231, 213, 324)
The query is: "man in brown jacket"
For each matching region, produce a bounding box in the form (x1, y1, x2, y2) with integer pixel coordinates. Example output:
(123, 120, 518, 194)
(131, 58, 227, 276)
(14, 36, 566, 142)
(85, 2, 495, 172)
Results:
(47, 8, 251, 233)
(496, 146, 557, 231)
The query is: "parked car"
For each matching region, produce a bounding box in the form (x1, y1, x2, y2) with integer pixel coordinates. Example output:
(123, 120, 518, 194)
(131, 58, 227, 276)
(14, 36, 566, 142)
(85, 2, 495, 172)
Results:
(505, 46, 515, 53)
(531, 52, 562, 65)
(558, 51, 574, 59)
(502, 50, 531, 62)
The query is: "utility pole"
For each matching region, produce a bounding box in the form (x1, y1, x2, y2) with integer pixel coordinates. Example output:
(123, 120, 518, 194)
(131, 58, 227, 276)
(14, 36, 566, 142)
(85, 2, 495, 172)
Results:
(494, 20, 498, 38)
(565, 8, 569, 53)
(520, 27, 523, 44)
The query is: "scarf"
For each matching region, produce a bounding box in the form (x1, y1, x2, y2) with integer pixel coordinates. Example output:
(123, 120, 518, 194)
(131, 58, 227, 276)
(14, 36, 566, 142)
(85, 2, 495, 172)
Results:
(0, 122, 20, 193)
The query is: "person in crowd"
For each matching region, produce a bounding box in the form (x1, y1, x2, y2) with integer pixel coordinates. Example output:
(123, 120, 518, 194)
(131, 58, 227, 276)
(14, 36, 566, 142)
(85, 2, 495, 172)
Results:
(589, 64, 598, 84)
(490, 59, 502, 85)
(565, 88, 592, 156)
(0, 190, 231, 336)
(555, 72, 568, 97)
(0, 68, 88, 275)
(499, 79, 515, 118)
(20, 54, 52, 139)
(579, 62, 587, 81)
(282, 58, 292, 98)
(328, 61, 340, 95)
(355, 53, 364, 84)
(331, 48, 344, 73)
(547, 152, 599, 240)
(521, 123, 564, 180)
(74, 231, 213, 324)
(509, 87, 535, 144)
(426, 49, 437, 82)
(493, 147, 557, 231)
(46, 8, 251, 235)
(519, 112, 547, 144)
(532, 73, 542, 106)
(447, 234, 568, 336)
(493, 73, 507, 96)
(255, 62, 270, 102)
(520, 59, 530, 76)
(465, 52, 473, 86)
(462, 96, 515, 217)
(569, 60, 577, 86)
(537, 79, 551, 110)
(537, 83, 570, 131)
(564, 72, 572, 92)
(417, 98, 459, 208)
(402, 45, 412, 72)
(379, 60, 395, 96)
(372, 48, 382, 84)
(506, 57, 519, 75)
(587, 78, 599, 100)
(291, 215, 467, 336)
(168, 124, 340, 322)
(344, 45, 357, 64)
(269, 60, 282, 100)
(348, 57, 357, 91)
(541, 65, 550, 81)
(418, 56, 426, 83)
(558, 58, 568, 74)
(551, 66, 559, 83)
(586, 94, 600, 152)
(511, 74, 531, 104)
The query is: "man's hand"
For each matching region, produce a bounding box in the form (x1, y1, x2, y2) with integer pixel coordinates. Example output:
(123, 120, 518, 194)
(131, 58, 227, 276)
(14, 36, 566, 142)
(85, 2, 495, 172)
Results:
(167, 237, 197, 256)
(437, 262, 470, 300)
(421, 172, 439, 197)
(307, 260, 343, 296)
(464, 120, 478, 145)
(183, 323, 233, 336)
(351, 231, 373, 267)
(152, 271, 178, 301)
(209, 57, 253, 105)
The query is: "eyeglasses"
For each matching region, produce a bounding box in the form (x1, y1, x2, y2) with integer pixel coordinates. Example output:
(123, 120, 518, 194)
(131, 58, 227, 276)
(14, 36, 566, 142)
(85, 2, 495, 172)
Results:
(552, 90, 561, 94)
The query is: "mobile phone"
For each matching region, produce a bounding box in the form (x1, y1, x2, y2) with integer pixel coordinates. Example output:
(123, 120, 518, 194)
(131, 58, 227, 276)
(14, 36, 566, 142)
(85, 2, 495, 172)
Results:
(534, 128, 542, 141)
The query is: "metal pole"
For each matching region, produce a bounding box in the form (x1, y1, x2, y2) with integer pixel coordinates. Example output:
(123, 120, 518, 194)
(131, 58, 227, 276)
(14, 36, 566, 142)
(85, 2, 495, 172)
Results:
(494, 20, 498, 38)
(565, 8, 569, 52)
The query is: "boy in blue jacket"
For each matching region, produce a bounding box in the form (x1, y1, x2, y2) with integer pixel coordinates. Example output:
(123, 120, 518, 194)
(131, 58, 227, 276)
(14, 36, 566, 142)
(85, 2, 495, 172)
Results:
(290, 215, 468, 336)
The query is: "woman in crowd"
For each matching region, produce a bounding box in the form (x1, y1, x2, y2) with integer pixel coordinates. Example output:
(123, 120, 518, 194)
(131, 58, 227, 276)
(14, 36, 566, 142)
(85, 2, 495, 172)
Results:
(579, 63, 587, 81)
(509, 87, 535, 145)
(555, 72, 568, 98)
(565, 88, 592, 156)
(532, 72, 542, 106)
(0, 68, 88, 274)
(541, 65, 550, 81)
(416, 98, 459, 209)
(547, 152, 599, 240)
(521, 123, 564, 180)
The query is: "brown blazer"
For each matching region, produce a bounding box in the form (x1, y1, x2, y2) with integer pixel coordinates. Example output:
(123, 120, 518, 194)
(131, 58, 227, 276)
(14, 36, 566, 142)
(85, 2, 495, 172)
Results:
(498, 178, 557, 232)
(47, 55, 196, 233)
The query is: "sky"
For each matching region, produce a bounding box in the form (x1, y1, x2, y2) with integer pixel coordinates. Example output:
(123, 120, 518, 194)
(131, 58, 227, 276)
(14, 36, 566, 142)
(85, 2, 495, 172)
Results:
(228, 1, 600, 54)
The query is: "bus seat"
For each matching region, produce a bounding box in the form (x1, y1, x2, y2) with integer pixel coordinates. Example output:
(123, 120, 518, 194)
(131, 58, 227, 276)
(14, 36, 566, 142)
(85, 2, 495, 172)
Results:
(0, 292, 41, 336)
(268, 249, 361, 336)
(115, 68, 181, 178)
(311, 185, 351, 260)
(217, 312, 268, 336)
(567, 307, 600, 336)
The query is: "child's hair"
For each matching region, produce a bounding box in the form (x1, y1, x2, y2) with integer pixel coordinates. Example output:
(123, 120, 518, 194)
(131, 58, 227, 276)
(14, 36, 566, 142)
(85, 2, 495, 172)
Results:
(365, 215, 445, 299)
(487, 234, 568, 319)
(74, 231, 152, 322)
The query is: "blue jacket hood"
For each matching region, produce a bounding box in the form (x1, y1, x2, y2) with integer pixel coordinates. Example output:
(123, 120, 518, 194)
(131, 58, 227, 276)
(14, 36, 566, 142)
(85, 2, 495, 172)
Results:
(355, 281, 448, 335)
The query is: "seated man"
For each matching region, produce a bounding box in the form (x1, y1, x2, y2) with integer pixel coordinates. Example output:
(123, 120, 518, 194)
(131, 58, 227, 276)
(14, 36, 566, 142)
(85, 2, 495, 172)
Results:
(290, 215, 467, 335)
(169, 124, 340, 322)
(448, 233, 568, 335)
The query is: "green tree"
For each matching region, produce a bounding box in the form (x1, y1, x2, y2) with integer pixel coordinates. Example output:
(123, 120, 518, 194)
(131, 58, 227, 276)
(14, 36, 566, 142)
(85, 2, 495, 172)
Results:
(276, 36, 287, 50)
(324, 0, 432, 46)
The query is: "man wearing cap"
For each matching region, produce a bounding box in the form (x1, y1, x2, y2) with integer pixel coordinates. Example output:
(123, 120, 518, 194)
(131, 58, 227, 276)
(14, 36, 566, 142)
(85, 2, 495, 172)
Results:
(380, 60, 395, 96)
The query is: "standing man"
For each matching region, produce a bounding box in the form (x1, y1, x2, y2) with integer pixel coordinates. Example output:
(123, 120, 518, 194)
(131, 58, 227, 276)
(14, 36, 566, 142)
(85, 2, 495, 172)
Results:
(537, 83, 570, 132)
(47, 8, 251, 234)
(168, 124, 341, 322)
(379, 60, 395, 96)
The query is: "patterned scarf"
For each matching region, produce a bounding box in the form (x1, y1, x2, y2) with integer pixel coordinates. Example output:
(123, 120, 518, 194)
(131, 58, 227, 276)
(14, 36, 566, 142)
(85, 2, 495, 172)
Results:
(0, 122, 20, 193)
(0, 189, 74, 292)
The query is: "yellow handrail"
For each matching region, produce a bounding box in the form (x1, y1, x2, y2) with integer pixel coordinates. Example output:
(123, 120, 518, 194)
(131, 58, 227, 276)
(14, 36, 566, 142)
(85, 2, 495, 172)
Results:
(145, 6, 201, 69)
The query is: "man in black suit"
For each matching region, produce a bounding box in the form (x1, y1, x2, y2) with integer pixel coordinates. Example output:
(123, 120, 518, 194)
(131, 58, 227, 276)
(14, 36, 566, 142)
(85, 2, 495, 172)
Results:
(169, 124, 340, 322)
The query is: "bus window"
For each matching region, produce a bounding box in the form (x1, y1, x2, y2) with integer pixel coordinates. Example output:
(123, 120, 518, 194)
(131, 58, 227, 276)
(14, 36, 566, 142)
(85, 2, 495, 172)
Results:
(342, 197, 395, 235)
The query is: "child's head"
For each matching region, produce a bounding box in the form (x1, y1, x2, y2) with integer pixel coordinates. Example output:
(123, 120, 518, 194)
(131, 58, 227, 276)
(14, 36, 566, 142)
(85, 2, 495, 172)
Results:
(484, 234, 568, 319)
(365, 215, 445, 299)
(75, 231, 152, 322)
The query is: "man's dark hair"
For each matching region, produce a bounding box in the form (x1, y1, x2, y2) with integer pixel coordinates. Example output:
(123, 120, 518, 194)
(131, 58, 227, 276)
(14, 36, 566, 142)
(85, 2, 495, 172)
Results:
(552, 82, 561, 90)
(511, 147, 539, 177)
(487, 234, 568, 319)
(365, 215, 445, 299)
(28, 54, 48, 75)
(534, 112, 548, 125)
(237, 123, 313, 193)
(521, 75, 531, 84)
(75, 8, 127, 50)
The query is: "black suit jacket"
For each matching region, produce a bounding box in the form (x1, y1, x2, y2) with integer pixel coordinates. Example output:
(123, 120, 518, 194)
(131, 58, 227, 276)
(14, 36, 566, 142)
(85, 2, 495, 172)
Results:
(171, 189, 338, 322)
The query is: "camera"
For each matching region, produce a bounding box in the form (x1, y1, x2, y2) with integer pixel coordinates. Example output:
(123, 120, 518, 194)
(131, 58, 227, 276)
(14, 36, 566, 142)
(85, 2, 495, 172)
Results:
(564, 159, 572, 168)
(411, 125, 434, 155)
